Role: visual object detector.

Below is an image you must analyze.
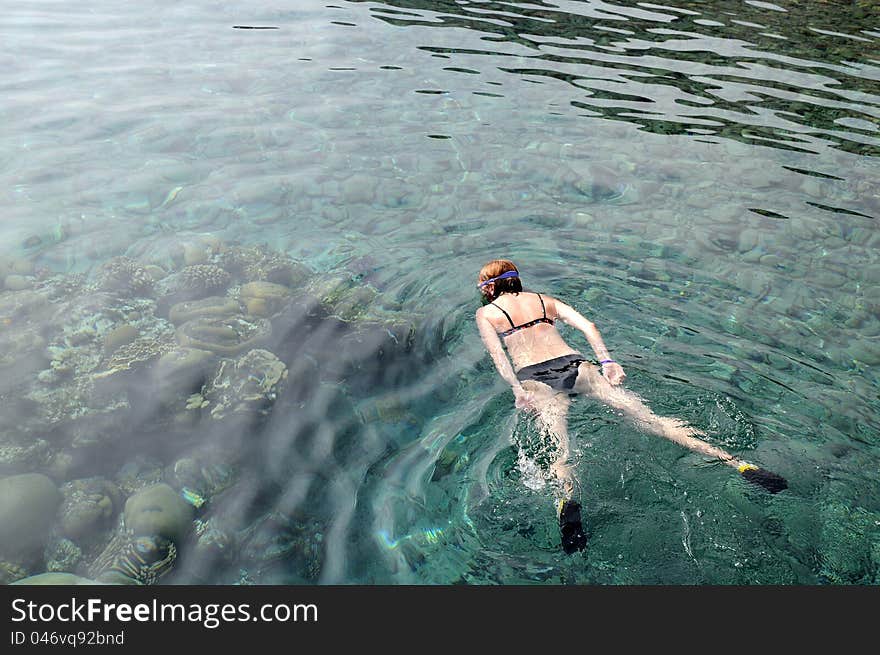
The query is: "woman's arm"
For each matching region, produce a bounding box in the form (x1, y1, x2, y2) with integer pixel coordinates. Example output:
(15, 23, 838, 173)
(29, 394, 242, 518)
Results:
(552, 298, 626, 385)
(475, 308, 534, 408)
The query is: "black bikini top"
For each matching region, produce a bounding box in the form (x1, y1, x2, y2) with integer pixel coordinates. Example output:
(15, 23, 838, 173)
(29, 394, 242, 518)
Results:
(491, 293, 554, 338)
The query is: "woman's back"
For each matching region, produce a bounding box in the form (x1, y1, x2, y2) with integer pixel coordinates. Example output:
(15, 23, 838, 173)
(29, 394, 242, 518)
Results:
(481, 292, 581, 370)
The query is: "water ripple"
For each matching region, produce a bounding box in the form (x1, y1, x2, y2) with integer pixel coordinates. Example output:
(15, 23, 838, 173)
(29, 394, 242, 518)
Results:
(358, 0, 880, 155)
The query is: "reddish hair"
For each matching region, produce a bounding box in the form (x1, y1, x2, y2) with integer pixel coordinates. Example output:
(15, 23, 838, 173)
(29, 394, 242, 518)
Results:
(478, 259, 522, 300)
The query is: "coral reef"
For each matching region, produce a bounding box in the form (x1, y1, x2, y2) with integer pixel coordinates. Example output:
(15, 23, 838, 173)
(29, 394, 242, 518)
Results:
(199, 348, 288, 421)
(239, 281, 292, 317)
(122, 483, 194, 544)
(168, 296, 243, 325)
(155, 264, 232, 316)
(175, 315, 272, 356)
(44, 537, 82, 572)
(0, 239, 418, 586)
(216, 244, 313, 288)
(0, 473, 62, 556)
(150, 347, 218, 407)
(0, 436, 53, 476)
(87, 483, 194, 585)
(96, 256, 154, 296)
(57, 477, 122, 541)
(93, 333, 177, 381)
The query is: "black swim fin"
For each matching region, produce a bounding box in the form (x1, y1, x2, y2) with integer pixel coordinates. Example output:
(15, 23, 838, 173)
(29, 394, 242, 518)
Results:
(739, 464, 788, 493)
(559, 500, 588, 554)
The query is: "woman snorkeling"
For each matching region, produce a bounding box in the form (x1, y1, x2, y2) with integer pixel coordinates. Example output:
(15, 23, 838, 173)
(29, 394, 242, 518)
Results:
(475, 259, 787, 554)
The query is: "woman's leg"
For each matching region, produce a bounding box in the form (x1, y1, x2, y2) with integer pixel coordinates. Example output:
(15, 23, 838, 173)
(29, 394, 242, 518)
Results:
(571, 363, 745, 469)
(521, 380, 587, 554)
(521, 380, 578, 496)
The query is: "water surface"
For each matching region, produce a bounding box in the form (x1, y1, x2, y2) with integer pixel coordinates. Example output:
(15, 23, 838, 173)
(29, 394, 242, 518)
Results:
(1, 0, 879, 585)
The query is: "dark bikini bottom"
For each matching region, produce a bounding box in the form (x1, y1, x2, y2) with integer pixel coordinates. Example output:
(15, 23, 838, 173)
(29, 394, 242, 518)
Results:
(515, 354, 585, 393)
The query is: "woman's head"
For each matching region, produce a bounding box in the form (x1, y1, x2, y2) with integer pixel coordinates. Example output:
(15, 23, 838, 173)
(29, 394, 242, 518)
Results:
(477, 259, 522, 301)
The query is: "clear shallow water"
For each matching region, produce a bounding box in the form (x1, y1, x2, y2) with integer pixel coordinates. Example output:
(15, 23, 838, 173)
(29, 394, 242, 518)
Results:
(1, 0, 878, 585)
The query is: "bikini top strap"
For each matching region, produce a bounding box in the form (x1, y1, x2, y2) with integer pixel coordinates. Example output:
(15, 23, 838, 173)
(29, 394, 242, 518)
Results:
(489, 302, 516, 329)
(536, 293, 547, 319)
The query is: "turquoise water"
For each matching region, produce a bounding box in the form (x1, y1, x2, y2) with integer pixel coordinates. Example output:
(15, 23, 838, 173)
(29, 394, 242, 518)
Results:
(1, 0, 878, 585)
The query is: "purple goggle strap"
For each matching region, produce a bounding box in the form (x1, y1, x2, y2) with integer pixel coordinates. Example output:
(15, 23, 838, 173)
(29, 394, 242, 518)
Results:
(478, 270, 520, 288)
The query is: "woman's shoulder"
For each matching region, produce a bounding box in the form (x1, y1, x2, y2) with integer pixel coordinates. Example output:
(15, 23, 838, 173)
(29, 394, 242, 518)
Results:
(531, 290, 559, 305)
(535, 293, 574, 319)
(475, 303, 494, 319)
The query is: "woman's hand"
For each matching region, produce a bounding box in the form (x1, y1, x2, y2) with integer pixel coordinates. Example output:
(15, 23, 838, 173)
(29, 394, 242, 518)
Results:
(602, 361, 626, 385)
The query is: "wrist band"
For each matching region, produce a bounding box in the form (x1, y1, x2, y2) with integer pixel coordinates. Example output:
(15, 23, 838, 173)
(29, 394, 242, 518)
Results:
(600, 359, 615, 365)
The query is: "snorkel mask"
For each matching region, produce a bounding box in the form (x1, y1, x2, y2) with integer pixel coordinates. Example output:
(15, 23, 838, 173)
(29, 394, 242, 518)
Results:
(477, 270, 520, 304)
(477, 270, 519, 289)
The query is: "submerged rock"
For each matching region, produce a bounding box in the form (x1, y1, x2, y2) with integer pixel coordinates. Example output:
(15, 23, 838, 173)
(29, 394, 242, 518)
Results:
(240, 281, 292, 317)
(192, 517, 234, 569)
(123, 483, 194, 544)
(12, 572, 101, 585)
(168, 295, 243, 325)
(102, 324, 140, 356)
(87, 483, 194, 585)
(57, 477, 122, 541)
(151, 347, 218, 405)
(216, 244, 313, 288)
(44, 537, 83, 572)
(182, 236, 221, 266)
(0, 289, 51, 325)
(176, 315, 272, 356)
(306, 274, 377, 321)
(157, 264, 231, 312)
(0, 436, 53, 476)
(92, 334, 177, 382)
(113, 456, 165, 497)
(177, 264, 231, 296)
(18, 288, 172, 439)
(168, 455, 236, 503)
(551, 163, 633, 204)
(324, 316, 419, 388)
(0, 254, 35, 277)
(97, 256, 153, 295)
(96, 256, 154, 296)
(818, 501, 879, 584)
(201, 348, 288, 421)
(4, 274, 34, 291)
(88, 532, 179, 585)
(238, 512, 323, 581)
(0, 473, 62, 556)
(0, 560, 30, 585)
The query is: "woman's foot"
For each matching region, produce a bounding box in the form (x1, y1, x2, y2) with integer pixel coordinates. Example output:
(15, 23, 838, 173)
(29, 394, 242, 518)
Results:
(558, 499, 588, 554)
(739, 464, 788, 493)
